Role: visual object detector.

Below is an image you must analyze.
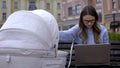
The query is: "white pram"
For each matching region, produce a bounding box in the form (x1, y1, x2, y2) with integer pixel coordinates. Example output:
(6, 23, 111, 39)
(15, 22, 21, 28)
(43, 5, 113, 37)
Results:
(0, 10, 68, 68)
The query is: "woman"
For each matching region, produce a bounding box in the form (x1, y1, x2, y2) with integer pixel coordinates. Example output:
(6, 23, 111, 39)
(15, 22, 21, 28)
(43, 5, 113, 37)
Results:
(59, 5, 109, 44)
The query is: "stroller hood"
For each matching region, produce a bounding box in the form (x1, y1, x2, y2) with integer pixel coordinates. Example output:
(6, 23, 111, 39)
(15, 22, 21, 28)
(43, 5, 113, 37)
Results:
(0, 10, 59, 50)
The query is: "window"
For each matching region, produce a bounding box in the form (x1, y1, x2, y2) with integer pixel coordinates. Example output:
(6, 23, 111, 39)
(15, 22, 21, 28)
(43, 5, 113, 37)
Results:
(67, 0, 72, 2)
(112, 0, 117, 10)
(29, 1, 37, 10)
(57, 13, 61, 21)
(59, 26, 61, 30)
(98, 12, 102, 22)
(57, 3, 61, 9)
(118, 0, 120, 9)
(68, 7, 73, 16)
(14, 1, 18, 9)
(46, 3, 50, 10)
(75, 4, 81, 15)
(2, 0, 6, 8)
(96, 0, 101, 4)
(2, 13, 6, 21)
(63, 4, 66, 19)
(97, 9, 102, 23)
(83, 0, 87, 5)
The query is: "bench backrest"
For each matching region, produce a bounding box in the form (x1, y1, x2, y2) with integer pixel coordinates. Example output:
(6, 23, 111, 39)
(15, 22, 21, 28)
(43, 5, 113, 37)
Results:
(58, 42, 120, 67)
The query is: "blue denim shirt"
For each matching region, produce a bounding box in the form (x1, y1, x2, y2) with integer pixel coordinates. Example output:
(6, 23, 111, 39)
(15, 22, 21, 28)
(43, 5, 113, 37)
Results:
(59, 24, 109, 44)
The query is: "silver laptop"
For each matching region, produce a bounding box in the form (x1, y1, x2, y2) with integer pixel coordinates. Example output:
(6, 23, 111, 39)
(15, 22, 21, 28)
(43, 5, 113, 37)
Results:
(74, 44, 110, 66)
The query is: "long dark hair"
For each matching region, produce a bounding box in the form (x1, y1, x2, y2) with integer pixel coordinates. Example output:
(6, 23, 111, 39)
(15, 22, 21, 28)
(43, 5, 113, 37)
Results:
(79, 5, 101, 44)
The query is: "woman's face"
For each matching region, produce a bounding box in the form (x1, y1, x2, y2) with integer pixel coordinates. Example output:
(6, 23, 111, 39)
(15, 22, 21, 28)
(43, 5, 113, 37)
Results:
(83, 15, 95, 29)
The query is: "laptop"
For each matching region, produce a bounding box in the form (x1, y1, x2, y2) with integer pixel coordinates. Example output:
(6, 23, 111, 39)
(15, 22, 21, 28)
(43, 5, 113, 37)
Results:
(74, 44, 110, 66)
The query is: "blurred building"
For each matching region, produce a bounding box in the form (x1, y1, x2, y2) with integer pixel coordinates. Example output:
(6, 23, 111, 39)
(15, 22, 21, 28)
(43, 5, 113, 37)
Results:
(0, 0, 120, 32)
(90, 0, 120, 32)
(103, 0, 120, 32)
(61, 0, 103, 30)
(0, 0, 63, 29)
(61, 0, 120, 32)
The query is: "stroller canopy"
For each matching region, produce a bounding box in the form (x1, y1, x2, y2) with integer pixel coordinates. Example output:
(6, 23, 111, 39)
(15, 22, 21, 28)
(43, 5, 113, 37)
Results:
(0, 9, 59, 50)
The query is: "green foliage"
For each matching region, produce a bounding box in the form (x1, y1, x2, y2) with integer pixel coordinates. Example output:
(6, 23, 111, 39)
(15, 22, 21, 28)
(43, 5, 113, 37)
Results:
(108, 32, 120, 41)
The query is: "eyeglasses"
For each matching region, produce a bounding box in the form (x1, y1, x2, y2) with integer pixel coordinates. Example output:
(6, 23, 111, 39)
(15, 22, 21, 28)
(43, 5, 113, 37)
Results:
(83, 19, 95, 24)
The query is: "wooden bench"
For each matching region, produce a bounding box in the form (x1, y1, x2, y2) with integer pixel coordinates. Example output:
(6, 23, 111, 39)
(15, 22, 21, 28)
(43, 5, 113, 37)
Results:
(58, 42, 120, 68)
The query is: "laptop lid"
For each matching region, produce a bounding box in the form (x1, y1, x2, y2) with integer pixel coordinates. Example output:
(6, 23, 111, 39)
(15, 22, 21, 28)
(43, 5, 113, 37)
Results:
(74, 44, 110, 66)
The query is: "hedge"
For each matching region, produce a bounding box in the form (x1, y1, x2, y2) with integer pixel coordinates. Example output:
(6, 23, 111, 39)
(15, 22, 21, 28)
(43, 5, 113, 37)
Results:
(108, 32, 120, 41)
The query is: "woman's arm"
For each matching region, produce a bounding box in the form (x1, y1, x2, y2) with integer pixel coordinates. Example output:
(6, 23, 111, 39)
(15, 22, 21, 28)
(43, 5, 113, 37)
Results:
(59, 24, 79, 42)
